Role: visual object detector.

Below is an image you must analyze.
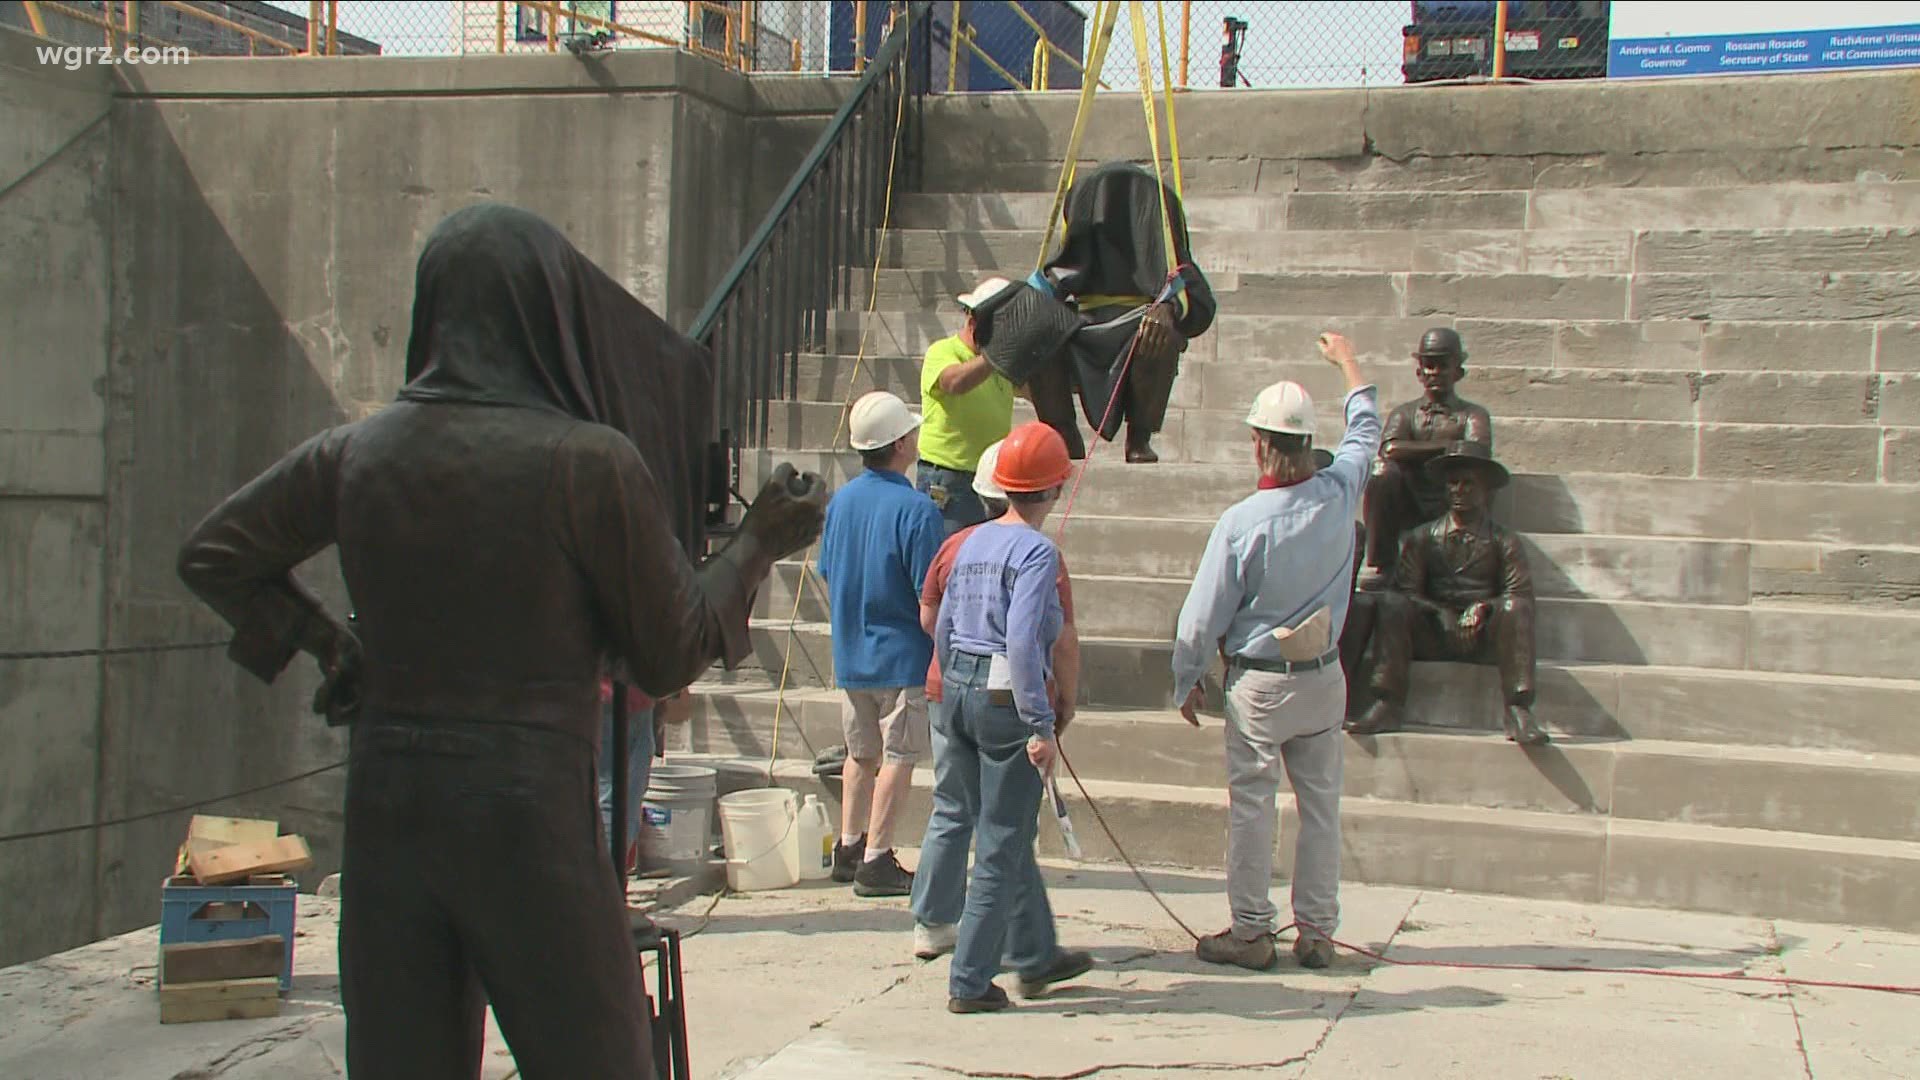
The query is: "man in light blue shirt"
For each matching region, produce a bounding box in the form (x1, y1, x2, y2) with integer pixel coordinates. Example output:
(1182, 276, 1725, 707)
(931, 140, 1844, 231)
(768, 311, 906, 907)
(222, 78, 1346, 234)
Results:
(1172, 332, 1380, 971)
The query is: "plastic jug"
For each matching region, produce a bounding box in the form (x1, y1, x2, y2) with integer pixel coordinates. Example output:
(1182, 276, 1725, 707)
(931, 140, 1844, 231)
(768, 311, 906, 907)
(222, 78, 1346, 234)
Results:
(794, 794, 834, 881)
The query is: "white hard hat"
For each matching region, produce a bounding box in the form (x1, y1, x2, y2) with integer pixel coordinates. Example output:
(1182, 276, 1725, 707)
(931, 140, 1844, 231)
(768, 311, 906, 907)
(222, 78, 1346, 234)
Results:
(1246, 380, 1317, 437)
(848, 391, 922, 451)
(971, 441, 1007, 501)
(956, 276, 1013, 311)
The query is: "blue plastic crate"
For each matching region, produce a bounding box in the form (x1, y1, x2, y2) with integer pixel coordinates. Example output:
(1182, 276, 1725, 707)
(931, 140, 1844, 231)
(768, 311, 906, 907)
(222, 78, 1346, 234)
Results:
(158, 876, 297, 991)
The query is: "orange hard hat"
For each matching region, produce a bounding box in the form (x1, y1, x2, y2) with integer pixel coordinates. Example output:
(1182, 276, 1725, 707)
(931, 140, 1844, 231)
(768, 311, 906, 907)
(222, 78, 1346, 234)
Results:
(992, 421, 1074, 493)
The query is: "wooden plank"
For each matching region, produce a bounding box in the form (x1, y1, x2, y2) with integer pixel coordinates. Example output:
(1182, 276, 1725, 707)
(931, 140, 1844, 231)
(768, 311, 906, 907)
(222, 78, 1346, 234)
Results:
(188, 835, 313, 886)
(161, 936, 285, 986)
(158, 977, 282, 1024)
(174, 815, 279, 875)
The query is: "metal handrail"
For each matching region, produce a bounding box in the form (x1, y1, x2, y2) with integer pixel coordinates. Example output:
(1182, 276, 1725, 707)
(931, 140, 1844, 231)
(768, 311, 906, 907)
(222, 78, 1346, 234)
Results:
(688, 1, 930, 492)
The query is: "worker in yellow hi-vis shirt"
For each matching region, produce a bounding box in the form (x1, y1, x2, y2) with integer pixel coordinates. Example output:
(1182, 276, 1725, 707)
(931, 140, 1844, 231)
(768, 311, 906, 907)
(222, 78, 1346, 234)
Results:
(916, 278, 1018, 536)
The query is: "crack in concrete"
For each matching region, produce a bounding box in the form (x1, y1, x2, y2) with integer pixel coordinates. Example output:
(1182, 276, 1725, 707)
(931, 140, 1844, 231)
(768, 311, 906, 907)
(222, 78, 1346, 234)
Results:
(166, 1016, 324, 1079)
(1765, 921, 1816, 1080)
(901, 1055, 1314, 1078)
(1288, 892, 1426, 1079)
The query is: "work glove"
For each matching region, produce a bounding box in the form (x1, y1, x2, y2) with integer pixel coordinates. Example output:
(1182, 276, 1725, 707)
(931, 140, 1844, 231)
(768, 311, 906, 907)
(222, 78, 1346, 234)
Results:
(738, 462, 828, 562)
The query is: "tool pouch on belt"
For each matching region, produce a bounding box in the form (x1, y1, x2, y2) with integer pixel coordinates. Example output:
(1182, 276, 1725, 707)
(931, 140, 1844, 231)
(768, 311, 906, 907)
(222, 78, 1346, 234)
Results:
(1269, 606, 1333, 662)
(977, 282, 1081, 387)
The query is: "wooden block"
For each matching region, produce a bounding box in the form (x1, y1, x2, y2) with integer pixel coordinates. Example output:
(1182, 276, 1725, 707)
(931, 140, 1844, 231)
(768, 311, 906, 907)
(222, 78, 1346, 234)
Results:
(159, 977, 282, 1024)
(162, 936, 286, 986)
(188, 835, 313, 886)
(175, 816, 279, 876)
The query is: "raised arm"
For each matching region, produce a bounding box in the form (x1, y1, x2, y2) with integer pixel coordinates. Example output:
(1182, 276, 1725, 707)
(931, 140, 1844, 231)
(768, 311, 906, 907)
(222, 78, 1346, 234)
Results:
(556, 425, 823, 699)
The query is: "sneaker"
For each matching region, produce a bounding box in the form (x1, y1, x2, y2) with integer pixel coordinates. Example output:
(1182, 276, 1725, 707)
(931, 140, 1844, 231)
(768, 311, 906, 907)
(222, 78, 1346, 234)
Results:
(853, 849, 914, 897)
(1016, 949, 1094, 997)
(947, 984, 1011, 1014)
(830, 836, 865, 884)
(1292, 934, 1336, 970)
(913, 922, 957, 960)
(1195, 929, 1277, 971)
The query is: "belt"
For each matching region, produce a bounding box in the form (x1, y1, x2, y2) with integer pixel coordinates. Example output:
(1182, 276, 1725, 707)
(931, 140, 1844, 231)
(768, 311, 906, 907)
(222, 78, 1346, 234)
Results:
(919, 460, 974, 476)
(1230, 647, 1341, 675)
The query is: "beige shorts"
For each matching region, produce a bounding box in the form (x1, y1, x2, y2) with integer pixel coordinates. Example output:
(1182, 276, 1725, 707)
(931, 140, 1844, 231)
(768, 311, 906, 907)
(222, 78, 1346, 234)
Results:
(841, 687, 930, 765)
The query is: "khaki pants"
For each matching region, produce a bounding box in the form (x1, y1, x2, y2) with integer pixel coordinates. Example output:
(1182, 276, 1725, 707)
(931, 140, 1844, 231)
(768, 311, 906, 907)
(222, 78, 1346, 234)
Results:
(1223, 663, 1345, 942)
(841, 687, 930, 766)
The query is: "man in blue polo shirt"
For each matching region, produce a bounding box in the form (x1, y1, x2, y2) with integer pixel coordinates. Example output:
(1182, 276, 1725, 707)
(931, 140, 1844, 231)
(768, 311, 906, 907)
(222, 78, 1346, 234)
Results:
(818, 391, 946, 896)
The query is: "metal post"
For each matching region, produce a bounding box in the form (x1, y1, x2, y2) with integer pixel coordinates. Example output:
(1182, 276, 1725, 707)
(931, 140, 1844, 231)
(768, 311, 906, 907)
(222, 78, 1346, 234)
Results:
(1178, 0, 1190, 87)
(742, 0, 755, 71)
(791, 36, 801, 70)
(1491, 0, 1508, 78)
(326, 0, 338, 54)
(496, 0, 506, 52)
(308, 0, 320, 53)
(854, 0, 867, 72)
(23, 1, 46, 36)
(611, 683, 629, 886)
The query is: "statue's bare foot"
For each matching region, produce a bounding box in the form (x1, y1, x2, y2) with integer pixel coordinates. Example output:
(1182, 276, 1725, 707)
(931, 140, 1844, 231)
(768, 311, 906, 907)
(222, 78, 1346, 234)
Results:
(1346, 700, 1401, 735)
(1504, 705, 1550, 746)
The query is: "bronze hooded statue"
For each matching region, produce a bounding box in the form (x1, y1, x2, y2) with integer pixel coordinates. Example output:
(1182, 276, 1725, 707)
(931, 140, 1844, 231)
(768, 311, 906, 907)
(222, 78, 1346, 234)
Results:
(177, 204, 825, 1078)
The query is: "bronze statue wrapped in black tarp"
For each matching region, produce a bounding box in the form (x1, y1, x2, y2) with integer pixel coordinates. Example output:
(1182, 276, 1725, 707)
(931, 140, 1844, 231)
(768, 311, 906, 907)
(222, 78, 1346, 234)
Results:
(969, 161, 1216, 464)
(177, 204, 826, 1079)
(1348, 441, 1548, 747)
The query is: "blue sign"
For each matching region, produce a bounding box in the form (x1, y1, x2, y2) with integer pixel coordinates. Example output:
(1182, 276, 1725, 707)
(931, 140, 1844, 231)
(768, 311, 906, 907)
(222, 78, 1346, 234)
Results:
(1609, 22, 1920, 78)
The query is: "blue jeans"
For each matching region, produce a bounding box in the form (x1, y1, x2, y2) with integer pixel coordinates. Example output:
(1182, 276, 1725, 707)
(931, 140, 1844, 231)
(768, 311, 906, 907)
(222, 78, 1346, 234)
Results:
(598, 702, 657, 863)
(916, 462, 990, 537)
(939, 652, 1058, 1000)
(910, 695, 971, 927)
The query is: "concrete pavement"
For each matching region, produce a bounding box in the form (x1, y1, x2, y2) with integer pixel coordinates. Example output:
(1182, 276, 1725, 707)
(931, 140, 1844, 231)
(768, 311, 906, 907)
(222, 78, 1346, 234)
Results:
(7, 861, 1919, 1079)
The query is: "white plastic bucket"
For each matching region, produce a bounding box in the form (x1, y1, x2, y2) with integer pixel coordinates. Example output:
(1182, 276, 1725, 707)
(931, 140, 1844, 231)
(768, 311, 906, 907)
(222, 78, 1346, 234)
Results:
(717, 788, 800, 892)
(639, 764, 718, 873)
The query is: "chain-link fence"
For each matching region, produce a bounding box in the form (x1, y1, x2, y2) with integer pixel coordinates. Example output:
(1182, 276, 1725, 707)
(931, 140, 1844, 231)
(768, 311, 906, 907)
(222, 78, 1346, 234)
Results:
(6, 1, 1614, 83)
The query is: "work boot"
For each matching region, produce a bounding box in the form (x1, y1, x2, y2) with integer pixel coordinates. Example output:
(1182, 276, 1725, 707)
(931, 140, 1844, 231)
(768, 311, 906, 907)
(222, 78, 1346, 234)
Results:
(1345, 700, 1402, 736)
(1016, 949, 1095, 997)
(1504, 704, 1551, 747)
(1195, 929, 1276, 971)
(948, 984, 1012, 1014)
(913, 922, 957, 960)
(1292, 934, 1335, 970)
(831, 835, 865, 884)
(853, 849, 914, 897)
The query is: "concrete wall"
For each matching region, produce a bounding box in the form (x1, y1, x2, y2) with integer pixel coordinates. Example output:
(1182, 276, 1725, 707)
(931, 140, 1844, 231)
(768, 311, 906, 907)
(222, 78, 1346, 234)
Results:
(919, 69, 1920, 193)
(0, 32, 113, 970)
(0, 27, 846, 964)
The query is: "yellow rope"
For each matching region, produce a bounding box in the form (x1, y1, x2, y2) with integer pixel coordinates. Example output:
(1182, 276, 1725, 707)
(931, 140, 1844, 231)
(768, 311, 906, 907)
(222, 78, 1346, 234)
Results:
(764, 14, 915, 783)
(1126, 1, 1178, 272)
(1034, 0, 1121, 272)
(1154, 0, 1185, 201)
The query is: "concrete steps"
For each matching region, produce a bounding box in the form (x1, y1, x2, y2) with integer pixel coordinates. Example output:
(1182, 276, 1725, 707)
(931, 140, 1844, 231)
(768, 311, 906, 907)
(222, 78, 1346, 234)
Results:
(881, 225, 1920, 277)
(743, 450, 1920, 548)
(763, 397, 1903, 482)
(737, 592, 1920, 694)
(824, 310, 1918, 378)
(743, 759, 1920, 932)
(891, 182, 1920, 234)
(685, 688, 1920, 843)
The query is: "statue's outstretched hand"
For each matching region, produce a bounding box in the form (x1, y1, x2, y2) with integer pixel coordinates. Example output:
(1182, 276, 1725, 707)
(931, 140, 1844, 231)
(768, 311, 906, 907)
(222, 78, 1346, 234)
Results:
(739, 462, 828, 560)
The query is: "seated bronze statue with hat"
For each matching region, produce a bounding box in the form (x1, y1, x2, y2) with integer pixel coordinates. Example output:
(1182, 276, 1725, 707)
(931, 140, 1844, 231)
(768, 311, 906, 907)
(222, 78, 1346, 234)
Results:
(1348, 440, 1549, 747)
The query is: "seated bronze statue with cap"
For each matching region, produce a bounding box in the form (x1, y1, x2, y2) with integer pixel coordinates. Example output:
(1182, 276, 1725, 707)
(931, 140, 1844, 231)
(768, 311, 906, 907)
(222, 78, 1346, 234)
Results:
(1348, 441, 1549, 747)
(1358, 327, 1492, 590)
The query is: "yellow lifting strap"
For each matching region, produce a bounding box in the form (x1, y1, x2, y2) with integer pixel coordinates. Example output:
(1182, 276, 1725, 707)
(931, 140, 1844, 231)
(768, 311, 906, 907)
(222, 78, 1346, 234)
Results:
(1127, 0, 1179, 274)
(1155, 0, 1185, 202)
